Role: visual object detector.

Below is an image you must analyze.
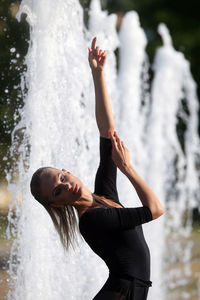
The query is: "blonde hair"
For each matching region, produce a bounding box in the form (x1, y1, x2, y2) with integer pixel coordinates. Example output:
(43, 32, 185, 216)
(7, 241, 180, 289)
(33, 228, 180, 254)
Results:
(30, 168, 113, 251)
(44, 204, 79, 251)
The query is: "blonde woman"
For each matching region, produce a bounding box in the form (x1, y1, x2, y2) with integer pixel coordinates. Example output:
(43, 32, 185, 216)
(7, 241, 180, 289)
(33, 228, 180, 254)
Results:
(30, 37, 164, 300)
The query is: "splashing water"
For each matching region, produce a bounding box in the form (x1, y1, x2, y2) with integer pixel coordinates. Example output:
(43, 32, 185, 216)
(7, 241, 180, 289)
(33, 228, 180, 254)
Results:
(7, 0, 200, 299)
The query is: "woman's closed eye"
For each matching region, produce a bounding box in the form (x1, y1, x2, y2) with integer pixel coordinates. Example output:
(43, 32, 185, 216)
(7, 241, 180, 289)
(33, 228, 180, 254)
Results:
(60, 175, 65, 182)
(53, 174, 69, 196)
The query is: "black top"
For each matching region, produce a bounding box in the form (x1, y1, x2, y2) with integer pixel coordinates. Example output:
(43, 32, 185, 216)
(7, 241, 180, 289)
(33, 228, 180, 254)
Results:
(79, 137, 153, 282)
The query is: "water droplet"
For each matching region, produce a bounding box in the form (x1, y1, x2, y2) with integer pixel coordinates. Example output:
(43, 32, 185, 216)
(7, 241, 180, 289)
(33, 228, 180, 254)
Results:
(10, 47, 16, 53)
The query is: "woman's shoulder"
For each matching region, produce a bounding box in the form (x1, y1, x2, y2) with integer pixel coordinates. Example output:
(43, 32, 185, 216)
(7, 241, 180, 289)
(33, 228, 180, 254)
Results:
(93, 194, 124, 209)
(79, 195, 124, 220)
(79, 204, 125, 227)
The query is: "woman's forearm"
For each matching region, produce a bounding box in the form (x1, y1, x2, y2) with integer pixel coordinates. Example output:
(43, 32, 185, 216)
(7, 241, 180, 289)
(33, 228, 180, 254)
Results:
(123, 164, 165, 220)
(92, 69, 115, 138)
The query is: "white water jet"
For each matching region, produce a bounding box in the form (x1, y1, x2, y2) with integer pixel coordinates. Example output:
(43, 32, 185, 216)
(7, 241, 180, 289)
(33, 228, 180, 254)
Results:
(145, 23, 200, 299)
(7, 1, 200, 300)
(88, 0, 120, 120)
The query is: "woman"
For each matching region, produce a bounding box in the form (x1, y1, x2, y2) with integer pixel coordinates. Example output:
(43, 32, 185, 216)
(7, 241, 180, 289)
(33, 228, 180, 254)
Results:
(30, 37, 165, 300)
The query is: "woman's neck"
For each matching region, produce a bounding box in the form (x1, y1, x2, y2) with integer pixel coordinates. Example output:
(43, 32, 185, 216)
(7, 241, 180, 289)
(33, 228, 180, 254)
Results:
(73, 187, 120, 218)
(72, 187, 112, 217)
(72, 187, 94, 215)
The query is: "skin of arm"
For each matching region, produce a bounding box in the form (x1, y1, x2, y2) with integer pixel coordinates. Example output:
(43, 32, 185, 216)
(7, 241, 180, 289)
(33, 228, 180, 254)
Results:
(88, 37, 115, 138)
(123, 165, 165, 220)
(109, 131, 165, 220)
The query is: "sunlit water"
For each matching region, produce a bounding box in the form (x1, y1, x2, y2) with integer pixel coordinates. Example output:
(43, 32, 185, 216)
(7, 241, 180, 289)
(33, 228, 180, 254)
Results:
(7, 0, 200, 299)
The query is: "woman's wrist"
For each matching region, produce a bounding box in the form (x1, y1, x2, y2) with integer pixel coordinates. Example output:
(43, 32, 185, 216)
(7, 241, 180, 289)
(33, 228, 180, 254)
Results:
(122, 164, 134, 177)
(91, 68, 104, 77)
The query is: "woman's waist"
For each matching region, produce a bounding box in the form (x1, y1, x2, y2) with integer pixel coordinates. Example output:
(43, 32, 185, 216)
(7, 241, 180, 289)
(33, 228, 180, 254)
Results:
(104, 257, 151, 284)
(109, 272, 152, 287)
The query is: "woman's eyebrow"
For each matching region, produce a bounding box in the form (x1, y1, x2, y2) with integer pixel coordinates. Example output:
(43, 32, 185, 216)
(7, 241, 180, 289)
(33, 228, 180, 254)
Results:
(52, 173, 61, 196)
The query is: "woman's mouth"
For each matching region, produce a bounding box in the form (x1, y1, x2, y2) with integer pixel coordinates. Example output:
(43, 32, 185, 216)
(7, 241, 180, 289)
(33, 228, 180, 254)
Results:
(73, 184, 78, 194)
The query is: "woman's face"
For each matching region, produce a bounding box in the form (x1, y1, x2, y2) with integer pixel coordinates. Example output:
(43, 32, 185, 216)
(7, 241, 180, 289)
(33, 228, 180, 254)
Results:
(40, 168, 84, 207)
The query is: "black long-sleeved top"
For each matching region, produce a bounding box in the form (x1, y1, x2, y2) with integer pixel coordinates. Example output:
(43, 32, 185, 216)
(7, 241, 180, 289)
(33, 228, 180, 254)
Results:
(79, 137, 153, 282)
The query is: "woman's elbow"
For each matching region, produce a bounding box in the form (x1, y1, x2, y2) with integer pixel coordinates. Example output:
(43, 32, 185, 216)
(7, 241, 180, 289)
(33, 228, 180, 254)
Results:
(152, 208, 165, 220)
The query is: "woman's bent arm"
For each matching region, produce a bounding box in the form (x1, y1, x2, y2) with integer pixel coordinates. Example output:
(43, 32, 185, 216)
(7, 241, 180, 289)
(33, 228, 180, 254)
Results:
(122, 164, 165, 220)
(109, 131, 165, 220)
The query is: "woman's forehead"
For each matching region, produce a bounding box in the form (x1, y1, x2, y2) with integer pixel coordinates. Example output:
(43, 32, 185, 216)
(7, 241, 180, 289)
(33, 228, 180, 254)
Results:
(41, 168, 60, 197)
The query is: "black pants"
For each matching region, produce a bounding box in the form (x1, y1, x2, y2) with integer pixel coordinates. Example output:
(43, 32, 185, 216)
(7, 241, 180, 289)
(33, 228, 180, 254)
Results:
(93, 274, 151, 300)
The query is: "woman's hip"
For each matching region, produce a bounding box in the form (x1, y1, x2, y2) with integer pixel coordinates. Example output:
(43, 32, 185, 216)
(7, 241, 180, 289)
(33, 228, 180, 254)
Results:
(93, 273, 152, 300)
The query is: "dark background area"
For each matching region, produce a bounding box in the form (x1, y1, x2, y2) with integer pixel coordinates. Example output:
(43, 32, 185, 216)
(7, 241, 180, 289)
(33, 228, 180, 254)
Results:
(0, 1, 29, 183)
(0, 0, 200, 184)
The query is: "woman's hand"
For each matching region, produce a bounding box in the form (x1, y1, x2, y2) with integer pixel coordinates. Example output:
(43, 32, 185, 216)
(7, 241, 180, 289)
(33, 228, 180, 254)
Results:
(88, 37, 107, 72)
(109, 131, 131, 173)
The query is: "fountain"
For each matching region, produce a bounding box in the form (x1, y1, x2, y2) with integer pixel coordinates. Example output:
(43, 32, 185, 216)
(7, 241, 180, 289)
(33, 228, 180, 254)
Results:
(7, 0, 200, 299)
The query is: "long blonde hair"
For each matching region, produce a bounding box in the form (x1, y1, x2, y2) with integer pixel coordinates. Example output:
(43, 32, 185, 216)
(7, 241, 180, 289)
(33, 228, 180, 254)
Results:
(44, 204, 79, 251)
(30, 167, 112, 251)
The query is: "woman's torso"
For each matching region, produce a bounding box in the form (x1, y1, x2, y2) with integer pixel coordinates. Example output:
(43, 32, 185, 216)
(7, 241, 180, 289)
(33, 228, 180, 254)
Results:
(79, 198, 151, 282)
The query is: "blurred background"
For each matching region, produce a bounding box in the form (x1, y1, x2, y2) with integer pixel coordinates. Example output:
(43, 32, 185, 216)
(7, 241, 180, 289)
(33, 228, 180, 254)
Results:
(0, 0, 199, 299)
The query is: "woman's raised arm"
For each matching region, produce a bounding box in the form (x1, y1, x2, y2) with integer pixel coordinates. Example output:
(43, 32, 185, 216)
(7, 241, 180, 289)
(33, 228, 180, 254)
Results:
(88, 37, 115, 138)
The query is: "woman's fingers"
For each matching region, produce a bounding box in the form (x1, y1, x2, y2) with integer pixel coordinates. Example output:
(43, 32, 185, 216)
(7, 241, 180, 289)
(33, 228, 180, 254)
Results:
(91, 37, 97, 49)
(121, 141, 125, 149)
(114, 132, 123, 151)
(99, 50, 107, 64)
(90, 37, 106, 57)
(109, 132, 118, 148)
(109, 131, 131, 172)
(96, 46, 100, 56)
(109, 131, 123, 152)
(114, 131, 121, 143)
(88, 47, 92, 55)
(89, 37, 107, 69)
